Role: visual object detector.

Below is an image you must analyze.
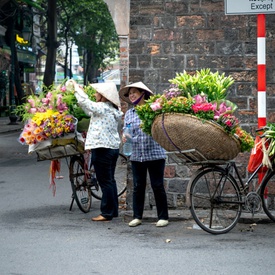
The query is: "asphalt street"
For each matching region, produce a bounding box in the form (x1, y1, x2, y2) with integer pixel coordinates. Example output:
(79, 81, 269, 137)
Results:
(1, 119, 275, 275)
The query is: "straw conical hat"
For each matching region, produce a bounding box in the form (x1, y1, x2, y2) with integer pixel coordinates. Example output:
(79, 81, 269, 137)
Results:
(90, 82, 120, 107)
(119, 82, 154, 104)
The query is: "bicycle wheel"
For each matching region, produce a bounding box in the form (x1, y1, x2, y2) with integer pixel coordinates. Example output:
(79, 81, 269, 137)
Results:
(261, 170, 275, 222)
(69, 155, 91, 213)
(90, 153, 128, 200)
(189, 166, 242, 234)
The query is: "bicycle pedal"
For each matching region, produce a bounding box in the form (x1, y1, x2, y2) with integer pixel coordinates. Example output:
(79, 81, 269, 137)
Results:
(81, 197, 89, 204)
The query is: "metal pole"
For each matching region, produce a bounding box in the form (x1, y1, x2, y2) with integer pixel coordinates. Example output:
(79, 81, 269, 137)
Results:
(257, 14, 266, 128)
(257, 14, 266, 183)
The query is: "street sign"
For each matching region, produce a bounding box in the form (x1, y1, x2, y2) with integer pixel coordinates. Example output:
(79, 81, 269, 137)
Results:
(225, 0, 275, 15)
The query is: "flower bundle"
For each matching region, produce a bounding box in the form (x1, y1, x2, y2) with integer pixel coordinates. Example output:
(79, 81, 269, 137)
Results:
(16, 81, 96, 122)
(16, 80, 96, 145)
(18, 110, 77, 145)
(136, 69, 254, 153)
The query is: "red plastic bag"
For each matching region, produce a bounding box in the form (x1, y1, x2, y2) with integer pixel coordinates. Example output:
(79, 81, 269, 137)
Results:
(247, 136, 267, 173)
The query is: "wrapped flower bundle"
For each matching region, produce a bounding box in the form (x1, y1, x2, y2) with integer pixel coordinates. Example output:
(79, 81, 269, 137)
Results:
(16, 80, 96, 145)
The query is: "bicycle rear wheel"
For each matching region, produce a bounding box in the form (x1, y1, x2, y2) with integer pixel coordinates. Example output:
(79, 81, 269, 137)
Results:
(261, 170, 275, 222)
(189, 167, 242, 234)
(90, 153, 128, 200)
(69, 155, 92, 213)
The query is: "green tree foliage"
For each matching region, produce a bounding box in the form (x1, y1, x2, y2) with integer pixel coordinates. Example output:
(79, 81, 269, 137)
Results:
(30, 0, 118, 86)
(57, 0, 119, 84)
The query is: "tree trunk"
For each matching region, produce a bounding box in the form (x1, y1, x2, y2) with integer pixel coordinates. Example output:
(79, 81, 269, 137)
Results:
(43, 0, 58, 88)
(86, 50, 98, 83)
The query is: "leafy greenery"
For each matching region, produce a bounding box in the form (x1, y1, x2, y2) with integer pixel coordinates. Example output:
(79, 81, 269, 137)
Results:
(62, 84, 96, 120)
(15, 80, 96, 122)
(169, 68, 234, 102)
(136, 94, 194, 136)
(233, 127, 255, 153)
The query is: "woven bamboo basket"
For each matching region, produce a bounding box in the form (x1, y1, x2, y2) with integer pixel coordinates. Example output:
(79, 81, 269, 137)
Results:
(151, 113, 241, 161)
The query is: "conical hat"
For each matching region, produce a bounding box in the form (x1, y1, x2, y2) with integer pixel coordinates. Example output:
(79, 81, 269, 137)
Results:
(119, 82, 154, 104)
(90, 82, 121, 107)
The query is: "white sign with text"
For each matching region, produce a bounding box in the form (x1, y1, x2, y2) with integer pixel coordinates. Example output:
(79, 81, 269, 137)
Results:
(225, 0, 275, 15)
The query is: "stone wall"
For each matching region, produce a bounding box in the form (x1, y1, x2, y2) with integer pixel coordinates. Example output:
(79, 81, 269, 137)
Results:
(125, 0, 275, 210)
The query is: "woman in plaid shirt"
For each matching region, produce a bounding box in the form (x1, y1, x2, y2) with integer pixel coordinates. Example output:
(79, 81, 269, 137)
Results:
(119, 82, 169, 227)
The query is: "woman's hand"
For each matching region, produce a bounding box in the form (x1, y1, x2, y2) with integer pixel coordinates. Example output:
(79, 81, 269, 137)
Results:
(122, 134, 127, 143)
(65, 79, 76, 92)
(66, 79, 84, 94)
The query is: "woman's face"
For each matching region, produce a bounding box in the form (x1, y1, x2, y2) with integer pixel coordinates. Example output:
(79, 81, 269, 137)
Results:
(128, 87, 143, 104)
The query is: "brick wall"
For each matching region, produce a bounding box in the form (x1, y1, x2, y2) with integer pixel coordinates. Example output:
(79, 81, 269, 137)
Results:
(125, 0, 275, 210)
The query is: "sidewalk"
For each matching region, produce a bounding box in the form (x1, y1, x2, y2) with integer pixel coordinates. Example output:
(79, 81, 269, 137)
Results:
(0, 115, 270, 226)
(0, 116, 23, 134)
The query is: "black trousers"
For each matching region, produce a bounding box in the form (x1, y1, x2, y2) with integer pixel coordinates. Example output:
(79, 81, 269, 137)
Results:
(131, 159, 169, 220)
(92, 148, 119, 220)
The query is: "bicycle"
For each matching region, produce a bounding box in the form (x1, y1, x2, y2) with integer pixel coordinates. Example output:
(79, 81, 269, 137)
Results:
(69, 151, 128, 213)
(179, 129, 275, 234)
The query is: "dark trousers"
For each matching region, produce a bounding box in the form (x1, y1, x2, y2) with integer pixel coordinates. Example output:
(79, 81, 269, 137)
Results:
(92, 148, 119, 220)
(131, 159, 169, 220)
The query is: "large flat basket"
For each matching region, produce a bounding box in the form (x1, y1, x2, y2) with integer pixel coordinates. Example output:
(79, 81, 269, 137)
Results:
(151, 113, 241, 161)
(28, 133, 85, 161)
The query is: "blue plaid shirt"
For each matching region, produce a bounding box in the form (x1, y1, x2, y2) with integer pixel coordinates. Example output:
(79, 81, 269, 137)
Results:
(124, 108, 166, 162)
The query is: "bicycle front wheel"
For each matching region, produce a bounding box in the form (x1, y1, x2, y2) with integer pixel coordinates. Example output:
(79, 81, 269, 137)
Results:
(189, 167, 242, 234)
(261, 170, 275, 222)
(90, 153, 128, 200)
(69, 155, 92, 213)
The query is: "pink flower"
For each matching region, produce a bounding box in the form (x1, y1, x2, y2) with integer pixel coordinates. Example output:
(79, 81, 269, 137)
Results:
(42, 98, 50, 105)
(192, 103, 214, 113)
(29, 108, 37, 114)
(151, 102, 162, 111)
(213, 102, 232, 119)
(37, 107, 46, 113)
(46, 92, 52, 99)
(56, 94, 63, 107)
(60, 86, 66, 92)
(28, 98, 36, 108)
(219, 102, 231, 114)
(193, 94, 207, 104)
(57, 103, 68, 113)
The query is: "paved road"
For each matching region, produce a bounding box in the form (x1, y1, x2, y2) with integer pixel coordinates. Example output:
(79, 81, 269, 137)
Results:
(1, 131, 275, 275)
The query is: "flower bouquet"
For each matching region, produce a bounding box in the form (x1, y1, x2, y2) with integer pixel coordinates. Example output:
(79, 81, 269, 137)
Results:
(16, 80, 96, 158)
(136, 69, 254, 161)
(15, 80, 96, 196)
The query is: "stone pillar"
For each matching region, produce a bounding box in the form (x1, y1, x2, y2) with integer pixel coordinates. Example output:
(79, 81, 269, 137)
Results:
(104, 0, 130, 88)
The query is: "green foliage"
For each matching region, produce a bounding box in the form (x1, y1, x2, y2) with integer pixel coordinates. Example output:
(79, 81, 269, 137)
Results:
(135, 95, 161, 136)
(57, 0, 119, 81)
(62, 84, 96, 120)
(15, 80, 96, 122)
(169, 69, 234, 102)
(233, 126, 255, 152)
(136, 95, 194, 135)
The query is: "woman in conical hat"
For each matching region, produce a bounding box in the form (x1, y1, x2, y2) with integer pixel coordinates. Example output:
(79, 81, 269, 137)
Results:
(70, 80, 123, 222)
(119, 81, 153, 105)
(119, 82, 169, 228)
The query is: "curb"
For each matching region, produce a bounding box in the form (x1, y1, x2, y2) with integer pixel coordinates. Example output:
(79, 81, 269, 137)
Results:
(120, 209, 271, 224)
(0, 117, 23, 134)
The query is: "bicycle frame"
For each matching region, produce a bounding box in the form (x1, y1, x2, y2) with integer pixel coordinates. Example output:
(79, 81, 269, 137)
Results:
(223, 158, 274, 198)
